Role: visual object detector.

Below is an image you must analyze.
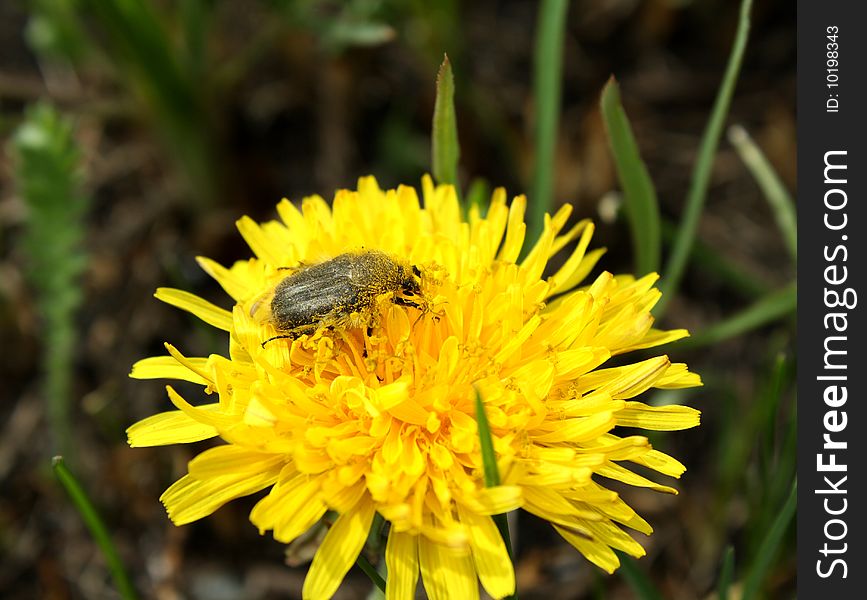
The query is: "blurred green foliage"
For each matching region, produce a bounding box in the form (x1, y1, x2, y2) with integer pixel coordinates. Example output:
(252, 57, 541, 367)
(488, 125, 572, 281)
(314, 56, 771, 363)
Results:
(12, 103, 89, 460)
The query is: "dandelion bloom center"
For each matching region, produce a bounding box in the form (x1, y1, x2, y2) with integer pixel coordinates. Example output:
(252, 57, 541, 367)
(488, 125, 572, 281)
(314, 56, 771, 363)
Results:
(130, 176, 701, 600)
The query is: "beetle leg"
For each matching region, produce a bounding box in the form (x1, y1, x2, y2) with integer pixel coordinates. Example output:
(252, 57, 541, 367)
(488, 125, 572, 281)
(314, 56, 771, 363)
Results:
(261, 322, 317, 347)
(261, 333, 295, 347)
(393, 296, 423, 309)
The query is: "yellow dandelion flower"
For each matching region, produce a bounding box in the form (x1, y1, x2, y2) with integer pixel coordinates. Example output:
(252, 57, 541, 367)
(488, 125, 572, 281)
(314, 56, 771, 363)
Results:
(130, 176, 701, 600)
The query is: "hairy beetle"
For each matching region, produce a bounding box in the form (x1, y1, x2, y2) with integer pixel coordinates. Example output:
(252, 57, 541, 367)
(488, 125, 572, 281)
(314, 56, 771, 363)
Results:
(257, 250, 423, 346)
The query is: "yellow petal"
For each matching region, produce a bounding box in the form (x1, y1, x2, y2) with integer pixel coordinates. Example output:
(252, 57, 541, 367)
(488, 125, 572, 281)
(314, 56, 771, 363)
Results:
(656, 362, 703, 388)
(584, 519, 646, 558)
(127, 408, 219, 447)
(531, 410, 616, 443)
(187, 445, 284, 479)
(554, 524, 621, 573)
(385, 529, 419, 600)
(591, 356, 671, 399)
(498, 195, 526, 264)
(418, 538, 479, 600)
(549, 218, 591, 258)
(163, 343, 214, 384)
(614, 328, 690, 354)
(549, 247, 607, 296)
(596, 462, 678, 494)
(547, 221, 595, 294)
(165, 385, 236, 430)
(494, 314, 542, 364)
(129, 356, 209, 384)
(250, 475, 327, 542)
(303, 495, 376, 600)
(632, 447, 687, 478)
(236, 215, 285, 266)
(196, 256, 252, 302)
(458, 507, 515, 599)
(154, 288, 233, 331)
(616, 402, 701, 431)
(461, 486, 524, 516)
(523, 486, 598, 520)
(275, 199, 310, 254)
(161, 468, 280, 525)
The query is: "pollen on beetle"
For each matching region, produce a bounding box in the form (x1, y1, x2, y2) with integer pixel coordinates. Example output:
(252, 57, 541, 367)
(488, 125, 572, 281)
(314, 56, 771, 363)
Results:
(259, 250, 424, 346)
(130, 176, 702, 600)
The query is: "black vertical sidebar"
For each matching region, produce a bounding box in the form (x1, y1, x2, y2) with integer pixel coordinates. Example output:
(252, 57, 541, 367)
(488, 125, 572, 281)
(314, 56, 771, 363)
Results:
(798, 2, 867, 597)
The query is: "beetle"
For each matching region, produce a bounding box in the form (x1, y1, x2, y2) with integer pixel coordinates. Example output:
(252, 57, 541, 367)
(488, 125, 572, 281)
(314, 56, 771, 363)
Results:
(257, 250, 424, 346)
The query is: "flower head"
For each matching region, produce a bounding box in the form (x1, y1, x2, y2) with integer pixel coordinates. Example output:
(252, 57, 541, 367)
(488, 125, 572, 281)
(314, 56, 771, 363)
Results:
(130, 176, 701, 599)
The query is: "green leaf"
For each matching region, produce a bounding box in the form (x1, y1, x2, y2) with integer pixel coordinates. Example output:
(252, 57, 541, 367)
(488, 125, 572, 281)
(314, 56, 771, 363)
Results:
(432, 54, 460, 187)
(728, 124, 797, 260)
(528, 0, 569, 249)
(600, 77, 661, 275)
(657, 0, 754, 316)
(53, 457, 138, 600)
(741, 480, 796, 600)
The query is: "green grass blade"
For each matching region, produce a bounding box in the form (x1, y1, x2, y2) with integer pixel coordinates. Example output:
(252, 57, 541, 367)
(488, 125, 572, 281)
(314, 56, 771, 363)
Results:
(53, 457, 138, 600)
(616, 553, 665, 600)
(600, 77, 661, 275)
(741, 480, 797, 600)
(657, 0, 754, 316)
(717, 546, 736, 600)
(475, 390, 500, 488)
(728, 124, 797, 259)
(432, 54, 460, 187)
(474, 389, 516, 581)
(528, 0, 569, 248)
(679, 281, 796, 349)
(356, 552, 386, 593)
